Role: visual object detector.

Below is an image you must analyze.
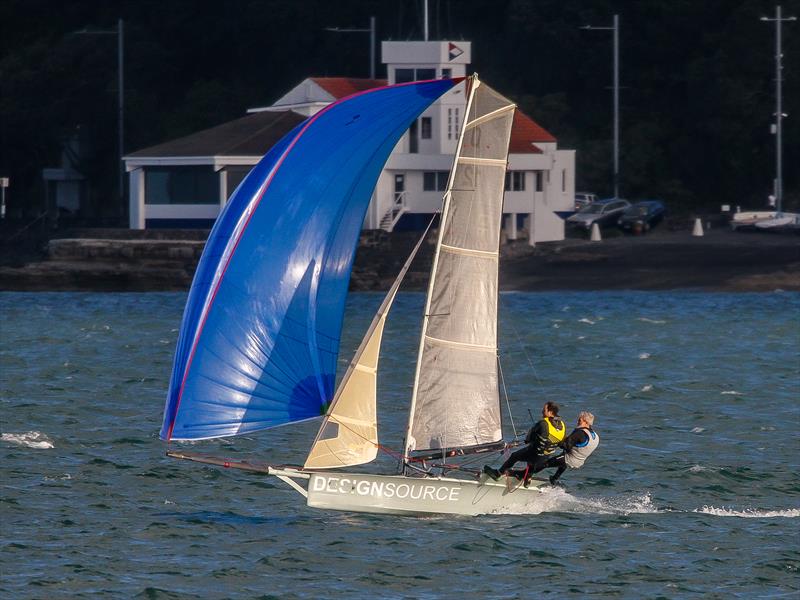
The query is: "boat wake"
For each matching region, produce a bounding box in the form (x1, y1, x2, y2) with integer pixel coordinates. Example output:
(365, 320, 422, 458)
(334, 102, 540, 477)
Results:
(489, 489, 799, 518)
(490, 488, 663, 516)
(694, 506, 800, 518)
(1, 431, 54, 449)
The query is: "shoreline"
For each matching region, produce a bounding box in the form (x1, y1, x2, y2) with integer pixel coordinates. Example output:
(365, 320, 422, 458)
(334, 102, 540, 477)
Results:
(0, 228, 798, 293)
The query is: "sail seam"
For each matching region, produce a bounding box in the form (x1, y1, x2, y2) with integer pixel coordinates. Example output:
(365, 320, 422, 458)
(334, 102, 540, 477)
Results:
(424, 334, 497, 352)
(354, 363, 377, 375)
(440, 243, 498, 258)
(465, 104, 516, 129)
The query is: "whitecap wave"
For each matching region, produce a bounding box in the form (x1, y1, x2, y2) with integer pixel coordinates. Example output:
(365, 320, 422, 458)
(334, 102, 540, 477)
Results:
(578, 318, 595, 325)
(721, 390, 742, 395)
(689, 465, 710, 472)
(639, 352, 651, 359)
(695, 506, 800, 518)
(1, 431, 54, 449)
(641, 384, 653, 392)
(691, 427, 705, 433)
(637, 317, 666, 324)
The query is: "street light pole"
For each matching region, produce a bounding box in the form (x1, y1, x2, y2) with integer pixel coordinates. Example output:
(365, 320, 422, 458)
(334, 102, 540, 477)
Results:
(761, 6, 796, 215)
(74, 19, 125, 218)
(582, 14, 620, 199)
(324, 16, 377, 80)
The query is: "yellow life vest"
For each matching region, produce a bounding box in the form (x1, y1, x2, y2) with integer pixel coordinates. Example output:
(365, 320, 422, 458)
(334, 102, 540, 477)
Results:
(539, 417, 567, 455)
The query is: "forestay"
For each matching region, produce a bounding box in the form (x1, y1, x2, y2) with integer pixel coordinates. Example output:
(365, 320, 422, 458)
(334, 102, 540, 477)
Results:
(160, 79, 458, 441)
(405, 81, 515, 455)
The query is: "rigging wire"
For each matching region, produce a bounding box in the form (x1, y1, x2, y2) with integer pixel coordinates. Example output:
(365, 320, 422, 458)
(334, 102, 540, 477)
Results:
(497, 354, 519, 439)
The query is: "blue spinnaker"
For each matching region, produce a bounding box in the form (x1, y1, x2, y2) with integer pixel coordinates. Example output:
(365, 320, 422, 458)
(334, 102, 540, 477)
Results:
(161, 78, 457, 440)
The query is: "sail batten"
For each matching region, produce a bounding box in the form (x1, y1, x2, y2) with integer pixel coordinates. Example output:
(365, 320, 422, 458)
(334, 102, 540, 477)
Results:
(404, 77, 516, 456)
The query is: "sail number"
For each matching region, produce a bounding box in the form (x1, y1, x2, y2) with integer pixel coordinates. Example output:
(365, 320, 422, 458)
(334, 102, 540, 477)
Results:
(311, 475, 461, 502)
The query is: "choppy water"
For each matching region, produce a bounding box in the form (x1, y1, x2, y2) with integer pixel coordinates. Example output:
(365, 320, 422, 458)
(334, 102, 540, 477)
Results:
(1, 291, 798, 598)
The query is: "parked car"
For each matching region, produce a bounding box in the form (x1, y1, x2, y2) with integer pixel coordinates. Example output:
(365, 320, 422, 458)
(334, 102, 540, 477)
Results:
(567, 198, 631, 231)
(618, 200, 666, 233)
(574, 192, 598, 210)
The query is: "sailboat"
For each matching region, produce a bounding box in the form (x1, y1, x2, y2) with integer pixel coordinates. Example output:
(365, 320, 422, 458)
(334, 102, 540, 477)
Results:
(162, 74, 549, 516)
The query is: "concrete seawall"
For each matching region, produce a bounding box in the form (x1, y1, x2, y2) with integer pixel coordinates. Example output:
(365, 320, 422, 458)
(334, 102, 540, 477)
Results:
(0, 228, 798, 292)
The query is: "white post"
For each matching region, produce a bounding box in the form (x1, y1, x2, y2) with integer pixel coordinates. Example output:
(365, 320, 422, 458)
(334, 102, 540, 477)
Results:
(506, 213, 518, 240)
(590, 222, 602, 241)
(692, 218, 704, 237)
(128, 168, 145, 229)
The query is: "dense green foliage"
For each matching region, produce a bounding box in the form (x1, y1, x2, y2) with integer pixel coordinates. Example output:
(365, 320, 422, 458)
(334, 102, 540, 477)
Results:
(1, 0, 798, 223)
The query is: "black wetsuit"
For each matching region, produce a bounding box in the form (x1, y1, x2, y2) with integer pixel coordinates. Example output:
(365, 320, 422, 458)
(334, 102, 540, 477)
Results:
(498, 417, 565, 476)
(532, 428, 592, 483)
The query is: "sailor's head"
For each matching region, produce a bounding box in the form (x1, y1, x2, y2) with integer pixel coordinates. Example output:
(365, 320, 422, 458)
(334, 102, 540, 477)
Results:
(542, 402, 559, 418)
(577, 411, 595, 428)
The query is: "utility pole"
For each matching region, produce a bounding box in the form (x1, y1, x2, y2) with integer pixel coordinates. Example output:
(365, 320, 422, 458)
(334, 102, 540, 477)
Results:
(324, 17, 377, 79)
(582, 15, 620, 199)
(761, 6, 796, 214)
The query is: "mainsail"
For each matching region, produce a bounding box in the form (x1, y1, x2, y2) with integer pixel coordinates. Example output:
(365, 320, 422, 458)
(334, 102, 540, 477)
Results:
(405, 79, 516, 455)
(160, 79, 458, 441)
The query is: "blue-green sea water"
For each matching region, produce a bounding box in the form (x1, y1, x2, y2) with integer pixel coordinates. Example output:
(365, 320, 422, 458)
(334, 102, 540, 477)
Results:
(1, 291, 799, 599)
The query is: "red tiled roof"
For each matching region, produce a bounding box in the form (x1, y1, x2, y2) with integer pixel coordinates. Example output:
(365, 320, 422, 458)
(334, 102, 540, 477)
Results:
(509, 109, 555, 153)
(311, 77, 387, 99)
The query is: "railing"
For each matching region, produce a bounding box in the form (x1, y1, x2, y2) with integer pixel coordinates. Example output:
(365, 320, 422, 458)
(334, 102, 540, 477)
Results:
(379, 191, 407, 232)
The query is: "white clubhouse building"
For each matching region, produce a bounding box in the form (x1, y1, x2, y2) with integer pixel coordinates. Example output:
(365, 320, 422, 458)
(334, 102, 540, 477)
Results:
(125, 40, 575, 244)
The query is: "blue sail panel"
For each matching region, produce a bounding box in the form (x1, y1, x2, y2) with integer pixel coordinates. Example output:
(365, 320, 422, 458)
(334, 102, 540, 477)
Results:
(161, 78, 457, 440)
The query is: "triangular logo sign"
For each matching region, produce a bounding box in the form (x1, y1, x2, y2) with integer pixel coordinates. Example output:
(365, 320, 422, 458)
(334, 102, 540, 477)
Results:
(448, 42, 464, 61)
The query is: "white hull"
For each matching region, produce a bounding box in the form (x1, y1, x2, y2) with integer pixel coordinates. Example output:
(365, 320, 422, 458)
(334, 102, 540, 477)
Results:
(305, 471, 547, 516)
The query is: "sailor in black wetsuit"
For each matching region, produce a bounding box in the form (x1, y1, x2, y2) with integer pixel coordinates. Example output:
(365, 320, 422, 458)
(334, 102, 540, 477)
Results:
(533, 411, 600, 484)
(483, 401, 566, 483)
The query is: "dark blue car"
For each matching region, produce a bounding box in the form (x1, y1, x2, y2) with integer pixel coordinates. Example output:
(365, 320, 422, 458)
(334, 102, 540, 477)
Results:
(618, 200, 666, 233)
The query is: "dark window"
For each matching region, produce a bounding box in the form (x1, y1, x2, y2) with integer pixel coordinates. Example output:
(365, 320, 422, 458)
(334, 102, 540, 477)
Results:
(409, 119, 419, 154)
(505, 171, 525, 192)
(145, 166, 218, 205)
(423, 171, 449, 192)
(416, 68, 436, 80)
(441, 68, 452, 79)
(421, 117, 432, 139)
(535, 171, 543, 192)
(395, 68, 415, 84)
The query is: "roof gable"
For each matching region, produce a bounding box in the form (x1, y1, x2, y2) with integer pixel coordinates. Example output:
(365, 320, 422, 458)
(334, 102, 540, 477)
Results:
(310, 77, 387, 99)
(509, 109, 555, 154)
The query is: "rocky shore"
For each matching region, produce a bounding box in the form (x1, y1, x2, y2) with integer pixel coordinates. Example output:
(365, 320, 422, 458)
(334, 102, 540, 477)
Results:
(0, 227, 798, 293)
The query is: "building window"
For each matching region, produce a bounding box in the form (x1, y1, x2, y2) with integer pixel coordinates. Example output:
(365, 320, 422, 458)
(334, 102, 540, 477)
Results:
(421, 117, 432, 139)
(409, 119, 419, 154)
(504, 171, 525, 192)
(441, 68, 452, 79)
(562, 169, 566, 192)
(395, 68, 415, 84)
(416, 68, 435, 80)
(423, 171, 449, 192)
(534, 171, 543, 192)
(447, 109, 453, 140)
(145, 166, 218, 205)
